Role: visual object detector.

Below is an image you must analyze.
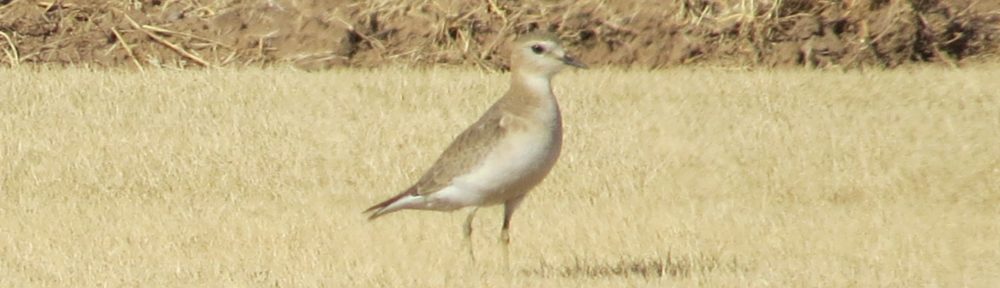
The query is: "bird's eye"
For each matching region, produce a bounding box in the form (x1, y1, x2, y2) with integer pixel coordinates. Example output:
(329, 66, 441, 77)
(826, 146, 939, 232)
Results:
(530, 44, 545, 54)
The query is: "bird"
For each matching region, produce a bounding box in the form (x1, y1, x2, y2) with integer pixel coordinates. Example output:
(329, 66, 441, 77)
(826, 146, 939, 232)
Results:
(364, 32, 586, 261)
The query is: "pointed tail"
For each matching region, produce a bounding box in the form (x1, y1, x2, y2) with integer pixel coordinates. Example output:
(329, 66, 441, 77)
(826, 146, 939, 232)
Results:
(363, 187, 418, 220)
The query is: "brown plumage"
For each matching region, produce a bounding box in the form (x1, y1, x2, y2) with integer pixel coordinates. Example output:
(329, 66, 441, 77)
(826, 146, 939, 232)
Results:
(364, 32, 586, 260)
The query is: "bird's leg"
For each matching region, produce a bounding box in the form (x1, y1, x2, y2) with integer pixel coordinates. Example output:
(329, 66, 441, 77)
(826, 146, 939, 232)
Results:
(464, 207, 479, 263)
(501, 216, 511, 270)
(501, 196, 525, 270)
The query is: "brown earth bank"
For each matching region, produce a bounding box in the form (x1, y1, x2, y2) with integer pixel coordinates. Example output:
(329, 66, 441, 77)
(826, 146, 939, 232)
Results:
(1, 0, 998, 70)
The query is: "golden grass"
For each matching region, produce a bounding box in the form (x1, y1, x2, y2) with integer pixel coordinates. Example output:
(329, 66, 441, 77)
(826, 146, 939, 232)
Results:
(1, 65, 998, 286)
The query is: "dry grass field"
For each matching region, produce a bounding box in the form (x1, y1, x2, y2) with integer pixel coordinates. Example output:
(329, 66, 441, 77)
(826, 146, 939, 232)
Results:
(1, 65, 999, 287)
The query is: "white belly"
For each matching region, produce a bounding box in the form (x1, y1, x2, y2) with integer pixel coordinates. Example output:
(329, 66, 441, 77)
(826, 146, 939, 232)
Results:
(432, 129, 560, 207)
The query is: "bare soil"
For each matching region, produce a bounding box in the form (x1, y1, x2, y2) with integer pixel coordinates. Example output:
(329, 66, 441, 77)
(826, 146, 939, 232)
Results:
(1, 0, 998, 69)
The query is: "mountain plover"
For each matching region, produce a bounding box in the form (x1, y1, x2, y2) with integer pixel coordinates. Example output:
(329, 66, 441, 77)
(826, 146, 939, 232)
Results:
(364, 32, 585, 260)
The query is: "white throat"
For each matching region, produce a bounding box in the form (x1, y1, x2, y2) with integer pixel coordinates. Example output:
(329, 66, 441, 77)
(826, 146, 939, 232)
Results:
(517, 72, 553, 98)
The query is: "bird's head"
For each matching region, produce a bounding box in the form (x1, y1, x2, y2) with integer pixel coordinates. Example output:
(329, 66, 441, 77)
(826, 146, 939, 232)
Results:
(511, 32, 587, 79)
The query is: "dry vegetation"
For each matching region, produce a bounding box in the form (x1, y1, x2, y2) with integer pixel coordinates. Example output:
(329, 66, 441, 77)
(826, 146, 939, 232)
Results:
(1, 0, 999, 69)
(1, 66, 998, 286)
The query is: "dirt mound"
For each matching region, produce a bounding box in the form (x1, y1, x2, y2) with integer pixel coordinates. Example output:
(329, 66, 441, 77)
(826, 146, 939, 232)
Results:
(0, 0, 997, 69)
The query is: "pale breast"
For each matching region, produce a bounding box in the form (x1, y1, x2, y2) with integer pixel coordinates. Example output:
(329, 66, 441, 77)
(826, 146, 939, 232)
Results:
(450, 121, 561, 205)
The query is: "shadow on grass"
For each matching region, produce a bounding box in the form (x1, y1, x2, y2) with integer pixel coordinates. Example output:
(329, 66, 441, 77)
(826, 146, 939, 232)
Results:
(520, 252, 744, 279)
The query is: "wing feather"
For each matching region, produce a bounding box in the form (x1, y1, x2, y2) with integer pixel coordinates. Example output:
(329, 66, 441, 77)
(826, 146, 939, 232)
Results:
(411, 103, 508, 195)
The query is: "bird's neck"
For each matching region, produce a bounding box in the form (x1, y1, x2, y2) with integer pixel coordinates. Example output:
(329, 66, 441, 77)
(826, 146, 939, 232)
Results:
(501, 71, 560, 122)
(510, 71, 554, 99)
